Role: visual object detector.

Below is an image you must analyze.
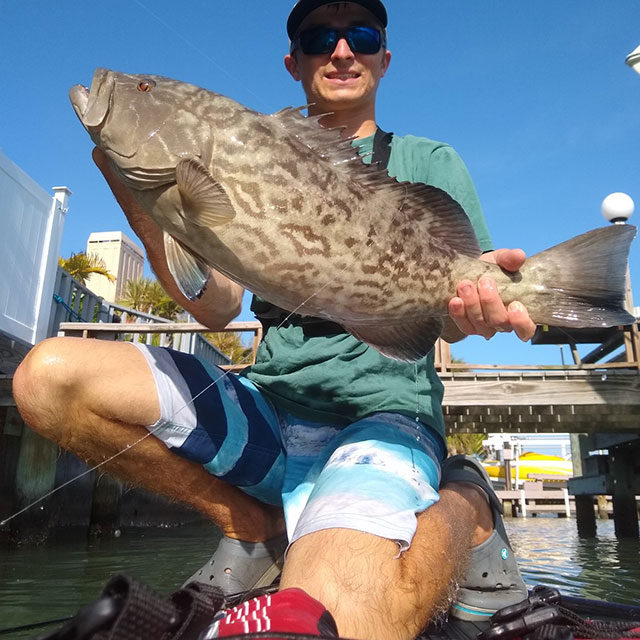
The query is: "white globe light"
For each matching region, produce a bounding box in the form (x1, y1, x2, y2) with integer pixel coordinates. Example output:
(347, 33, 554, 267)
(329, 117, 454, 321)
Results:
(627, 44, 640, 75)
(601, 192, 634, 223)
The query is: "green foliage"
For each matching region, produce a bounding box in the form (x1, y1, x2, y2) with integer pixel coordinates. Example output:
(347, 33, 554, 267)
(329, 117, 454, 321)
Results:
(445, 356, 485, 455)
(118, 277, 183, 321)
(446, 433, 486, 457)
(58, 252, 115, 285)
(203, 331, 254, 364)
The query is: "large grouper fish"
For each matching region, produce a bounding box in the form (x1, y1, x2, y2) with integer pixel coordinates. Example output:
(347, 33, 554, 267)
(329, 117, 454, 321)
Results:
(70, 68, 636, 361)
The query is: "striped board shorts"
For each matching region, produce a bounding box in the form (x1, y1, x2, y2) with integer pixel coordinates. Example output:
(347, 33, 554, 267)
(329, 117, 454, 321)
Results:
(134, 343, 444, 550)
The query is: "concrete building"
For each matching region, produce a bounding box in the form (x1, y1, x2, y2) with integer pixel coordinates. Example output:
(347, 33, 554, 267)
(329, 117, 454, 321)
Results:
(85, 231, 144, 302)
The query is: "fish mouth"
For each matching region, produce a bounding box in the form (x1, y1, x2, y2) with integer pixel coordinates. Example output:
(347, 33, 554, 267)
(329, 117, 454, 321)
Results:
(69, 84, 89, 121)
(69, 68, 114, 130)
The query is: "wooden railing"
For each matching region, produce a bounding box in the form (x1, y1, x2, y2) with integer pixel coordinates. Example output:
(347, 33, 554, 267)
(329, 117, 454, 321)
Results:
(57, 320, 262, 371)
(434, 323, 640, 373)
(58, 318, 639, 375)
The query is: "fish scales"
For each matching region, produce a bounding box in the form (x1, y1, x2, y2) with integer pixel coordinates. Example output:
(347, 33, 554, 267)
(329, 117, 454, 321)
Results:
(70, 69, 636, 361)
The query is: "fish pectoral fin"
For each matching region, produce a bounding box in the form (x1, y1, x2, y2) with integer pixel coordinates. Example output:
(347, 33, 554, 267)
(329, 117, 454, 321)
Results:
(345, 318, 444, 362)
(175, 158, 236, 227)
(163, 232, 209, 301)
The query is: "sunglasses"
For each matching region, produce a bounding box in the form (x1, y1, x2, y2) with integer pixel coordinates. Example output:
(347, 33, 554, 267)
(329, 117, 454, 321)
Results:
(291, 25, 386, 56)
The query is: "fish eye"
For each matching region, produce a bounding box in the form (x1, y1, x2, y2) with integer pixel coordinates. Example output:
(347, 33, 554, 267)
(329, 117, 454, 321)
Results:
(137, 80, 155, 92)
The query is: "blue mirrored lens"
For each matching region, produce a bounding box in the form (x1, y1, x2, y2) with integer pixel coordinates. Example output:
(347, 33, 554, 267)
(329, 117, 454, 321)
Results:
(296, 26, 382, 55)
(347, 26, 382, 54)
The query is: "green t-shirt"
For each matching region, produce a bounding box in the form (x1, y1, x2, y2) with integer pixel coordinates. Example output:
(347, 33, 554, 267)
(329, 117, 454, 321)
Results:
(244, 133, 492, 446)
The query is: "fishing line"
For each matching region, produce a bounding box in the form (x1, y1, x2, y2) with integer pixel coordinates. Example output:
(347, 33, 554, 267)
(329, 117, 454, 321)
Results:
(1, 347, 249, 526)
(5, 137, 429, 526)
(1, 256, 360, 526)
(131, 0, 272, 112)
(4, 0, 379, 523)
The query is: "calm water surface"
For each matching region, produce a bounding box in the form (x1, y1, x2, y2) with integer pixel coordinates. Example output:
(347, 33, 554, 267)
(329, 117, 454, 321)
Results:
(1, 518, 640, 637)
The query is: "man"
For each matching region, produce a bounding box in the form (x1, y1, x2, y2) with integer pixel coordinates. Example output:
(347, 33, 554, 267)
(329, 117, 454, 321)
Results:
(12, 1, 536, 639)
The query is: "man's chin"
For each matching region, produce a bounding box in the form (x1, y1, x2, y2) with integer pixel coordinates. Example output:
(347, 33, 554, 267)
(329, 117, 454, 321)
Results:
(319, 87, 367, 106)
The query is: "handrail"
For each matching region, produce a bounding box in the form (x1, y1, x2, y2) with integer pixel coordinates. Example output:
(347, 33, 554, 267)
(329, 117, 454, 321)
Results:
(57, 320, 262, 371)
(57, 319, 639, 374)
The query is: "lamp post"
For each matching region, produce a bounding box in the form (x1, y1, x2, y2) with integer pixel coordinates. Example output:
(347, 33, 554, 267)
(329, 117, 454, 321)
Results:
(601, 192, 634, 225)
(626, 45, 640, 75)
(601, 193, 638, 365)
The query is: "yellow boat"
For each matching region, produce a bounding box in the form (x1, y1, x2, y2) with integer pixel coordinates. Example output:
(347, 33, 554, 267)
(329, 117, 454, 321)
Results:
(483, 451, 573, 480)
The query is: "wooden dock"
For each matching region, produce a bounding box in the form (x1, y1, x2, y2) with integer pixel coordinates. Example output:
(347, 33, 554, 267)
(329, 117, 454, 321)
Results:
(497, 484, 572, 518)
(2, 320, 639, 540)
(495, 476, 639, 519)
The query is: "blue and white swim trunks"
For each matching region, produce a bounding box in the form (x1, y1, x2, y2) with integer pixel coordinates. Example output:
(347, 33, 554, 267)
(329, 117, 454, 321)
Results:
(134, 343, 444, 551)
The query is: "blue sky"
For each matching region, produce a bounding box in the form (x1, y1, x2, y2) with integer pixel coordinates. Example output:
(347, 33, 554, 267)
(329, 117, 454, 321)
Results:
(1, 1, 639, 366)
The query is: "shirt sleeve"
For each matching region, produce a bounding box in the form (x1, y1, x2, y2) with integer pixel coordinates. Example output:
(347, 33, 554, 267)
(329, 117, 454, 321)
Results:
(383, 133, 495, 252)
(426, 145, 493, 252)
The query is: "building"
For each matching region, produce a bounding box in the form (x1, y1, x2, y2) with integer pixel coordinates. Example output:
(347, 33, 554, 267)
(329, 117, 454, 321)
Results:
(85, 231, 144, 302)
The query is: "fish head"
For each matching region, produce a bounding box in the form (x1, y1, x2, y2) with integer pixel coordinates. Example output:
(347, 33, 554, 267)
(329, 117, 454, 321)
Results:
(69, 68, 209, 186)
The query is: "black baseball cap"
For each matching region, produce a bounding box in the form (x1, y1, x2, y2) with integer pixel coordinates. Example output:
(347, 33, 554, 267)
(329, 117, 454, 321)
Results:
(287, 0, 388, 39)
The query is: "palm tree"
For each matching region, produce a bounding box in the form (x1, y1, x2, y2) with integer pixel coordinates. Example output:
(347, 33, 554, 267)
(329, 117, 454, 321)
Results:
(447, 433, 487, 457)
(118, 277, 153, 314)
(145, 280, 183, 321)
(445, 357, 487, 457)
(204, 331, 254, 364)
(58, 252, 115, 285)
(118, 277, 183, 321)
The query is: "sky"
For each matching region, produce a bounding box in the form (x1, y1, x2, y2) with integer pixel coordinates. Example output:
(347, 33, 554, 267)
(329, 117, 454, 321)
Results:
(1, 1, 639, 366)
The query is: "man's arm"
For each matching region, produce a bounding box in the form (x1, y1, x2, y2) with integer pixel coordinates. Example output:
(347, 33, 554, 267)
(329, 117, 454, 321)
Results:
(443, 248, 537, 343)
(92, 148, 244, 330)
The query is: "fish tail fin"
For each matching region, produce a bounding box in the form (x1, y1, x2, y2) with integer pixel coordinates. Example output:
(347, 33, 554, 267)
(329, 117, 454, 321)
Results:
(525, 224, 636, 328)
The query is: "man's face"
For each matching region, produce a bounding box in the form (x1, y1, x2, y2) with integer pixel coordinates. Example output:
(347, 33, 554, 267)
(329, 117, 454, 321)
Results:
(284, 3, 391, 115)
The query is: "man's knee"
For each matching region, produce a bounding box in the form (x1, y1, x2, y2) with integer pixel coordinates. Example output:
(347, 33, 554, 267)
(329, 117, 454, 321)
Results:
(13, 337, 83, 434)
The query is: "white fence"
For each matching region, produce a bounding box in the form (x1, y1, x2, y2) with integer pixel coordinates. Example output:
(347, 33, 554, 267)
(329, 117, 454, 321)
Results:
(0, 150, 70, 347)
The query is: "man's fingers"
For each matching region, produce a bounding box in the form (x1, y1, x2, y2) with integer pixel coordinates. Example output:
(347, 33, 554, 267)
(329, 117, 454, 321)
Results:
(457, 281, 488, 335)
(478, 277, 510, 330)
(493, 248, 526, 273)
(448, 296, 477, 336)
(449, 277, 535, 343)
(508, 301, 537, 341)
(453, 281, 493, 339)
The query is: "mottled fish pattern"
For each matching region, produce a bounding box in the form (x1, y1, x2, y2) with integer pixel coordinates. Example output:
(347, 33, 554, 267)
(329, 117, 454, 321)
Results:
(70, 69, 636, 361)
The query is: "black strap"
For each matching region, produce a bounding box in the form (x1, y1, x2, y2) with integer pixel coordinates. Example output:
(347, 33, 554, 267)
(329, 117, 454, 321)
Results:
(372, 126, 393, 169)
(37, 575, 226, 640)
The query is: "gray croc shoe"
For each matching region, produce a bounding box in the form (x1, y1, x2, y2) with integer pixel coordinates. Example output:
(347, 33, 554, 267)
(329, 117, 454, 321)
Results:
(440, 455, 528, 621)
(183, 533, 287, 596)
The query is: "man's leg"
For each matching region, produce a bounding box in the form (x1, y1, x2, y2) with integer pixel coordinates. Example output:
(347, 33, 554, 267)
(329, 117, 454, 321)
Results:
(12, 336, 284, 542)
(280, 482, 488, 640)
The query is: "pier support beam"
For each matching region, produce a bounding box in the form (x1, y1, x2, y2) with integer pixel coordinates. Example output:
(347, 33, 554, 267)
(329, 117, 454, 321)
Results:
(610, 447, 639, 538)
(89, 473, 123, 536)
(570, 434, 597, 537)
(12, 422, 58, 542)
(574, 495, 596, 537)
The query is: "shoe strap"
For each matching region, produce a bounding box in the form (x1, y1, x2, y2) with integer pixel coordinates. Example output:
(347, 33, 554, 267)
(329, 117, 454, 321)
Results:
(441, 463, 504, 515)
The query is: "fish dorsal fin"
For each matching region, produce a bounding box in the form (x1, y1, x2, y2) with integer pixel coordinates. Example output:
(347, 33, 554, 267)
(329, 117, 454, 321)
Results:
(273, 108, 481, 259)
(272, 107, 411, 194)
(388, 182, 483, 258)
(272, 106, 365, 167)
(175, 158, 236, 227)
(163, 231, 209, 301)
(345, 317, 444, 362)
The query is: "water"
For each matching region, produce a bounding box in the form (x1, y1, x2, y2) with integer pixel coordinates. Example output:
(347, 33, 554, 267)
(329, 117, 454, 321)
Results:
(1, 518, 640, 638)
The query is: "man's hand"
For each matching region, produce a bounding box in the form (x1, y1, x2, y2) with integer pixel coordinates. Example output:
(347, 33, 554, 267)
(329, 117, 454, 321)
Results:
(447, 248, 536, 342)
